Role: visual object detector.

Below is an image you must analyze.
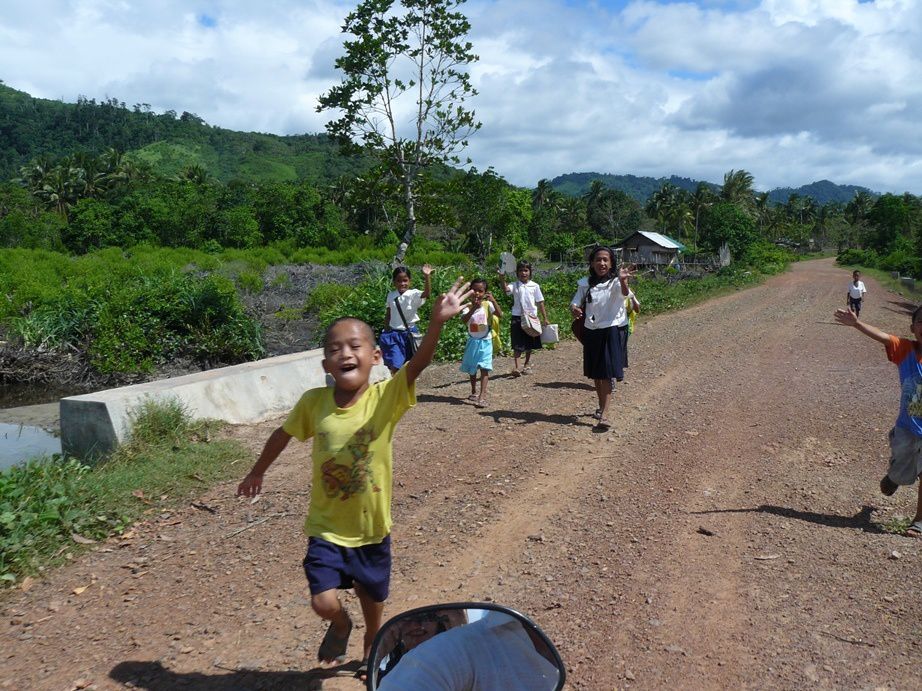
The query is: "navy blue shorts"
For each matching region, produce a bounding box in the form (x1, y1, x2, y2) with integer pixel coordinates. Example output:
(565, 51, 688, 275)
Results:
(303, 535, 392, 603)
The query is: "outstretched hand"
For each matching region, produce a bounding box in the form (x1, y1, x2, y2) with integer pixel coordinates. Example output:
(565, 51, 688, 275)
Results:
(422, 263, 434, 277)
(619, 264, 636, 281)
(834, 307, 858, 327)
(431, 277, 472, 324)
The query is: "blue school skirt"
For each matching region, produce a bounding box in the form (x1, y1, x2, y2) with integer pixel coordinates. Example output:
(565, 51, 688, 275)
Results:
(460, 337, 493, 375)
(379, 327, 419, 370)
(582, 324, 624, 381)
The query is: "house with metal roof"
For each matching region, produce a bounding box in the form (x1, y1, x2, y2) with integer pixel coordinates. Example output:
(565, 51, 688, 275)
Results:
(617, 231, 686, 266)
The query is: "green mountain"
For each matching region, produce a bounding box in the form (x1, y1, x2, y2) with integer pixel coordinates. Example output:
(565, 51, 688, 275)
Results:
(549, 171, 875, 206)
(766, 180, 875, 206)
(0, 81, 368, 184)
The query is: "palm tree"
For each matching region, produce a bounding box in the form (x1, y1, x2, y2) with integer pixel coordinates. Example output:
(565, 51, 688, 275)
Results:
(690, 183, 715, 248)
(720, 169, 755, 209)
(532, 179, 556, 213)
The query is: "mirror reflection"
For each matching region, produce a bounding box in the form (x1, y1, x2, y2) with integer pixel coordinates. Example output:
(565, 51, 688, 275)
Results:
(370, 605, 563, 691)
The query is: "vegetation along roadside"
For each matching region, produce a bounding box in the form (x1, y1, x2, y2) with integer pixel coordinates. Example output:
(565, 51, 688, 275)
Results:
(0, 399, 248, 588)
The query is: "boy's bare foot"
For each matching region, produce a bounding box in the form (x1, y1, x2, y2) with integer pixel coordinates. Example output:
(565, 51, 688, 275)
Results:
(511, 368, 521, 377)
(475, 398, 488, 408)
(880, 475, 899, 496)
(466, 394, 478, 401)
(318, 614, 352, 663)
(522, 365, 533, 374)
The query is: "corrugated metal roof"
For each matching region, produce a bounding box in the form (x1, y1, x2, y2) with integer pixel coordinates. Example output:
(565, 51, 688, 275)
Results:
(635, 231, 686, 250)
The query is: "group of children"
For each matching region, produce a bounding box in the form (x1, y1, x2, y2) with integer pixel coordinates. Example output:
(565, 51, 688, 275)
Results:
(233, 258, 922, 679)
(234, 254, 641, 677)
(378, 261, 553, 408)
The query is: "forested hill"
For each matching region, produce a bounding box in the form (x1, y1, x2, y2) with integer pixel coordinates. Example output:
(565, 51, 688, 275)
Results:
(550, 172, 716, 201)
(0, 82, 368, 184)
(551, 171, 875, 205)
(765, 180, 875, 206)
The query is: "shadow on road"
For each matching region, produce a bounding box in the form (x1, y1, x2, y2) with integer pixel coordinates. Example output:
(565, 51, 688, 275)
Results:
(691, 504, 884, 534)
(416, 393, 468, 405)
(883, 299, 917, 317)
(110, 660, 361, 690)
(535, 381, 595, 391)
(479, 408, 594, 428)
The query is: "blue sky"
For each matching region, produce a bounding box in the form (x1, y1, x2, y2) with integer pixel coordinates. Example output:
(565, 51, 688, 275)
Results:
(1, 0, 921, 194)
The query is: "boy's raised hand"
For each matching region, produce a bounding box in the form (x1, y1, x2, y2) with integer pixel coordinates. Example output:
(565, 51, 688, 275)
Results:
(834, 307, 859, 326)
(422, 263, 434, 277)
(431, 277, 472, 324)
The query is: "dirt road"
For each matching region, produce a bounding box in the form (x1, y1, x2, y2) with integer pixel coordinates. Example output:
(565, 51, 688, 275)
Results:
(3, 258, 921, 690)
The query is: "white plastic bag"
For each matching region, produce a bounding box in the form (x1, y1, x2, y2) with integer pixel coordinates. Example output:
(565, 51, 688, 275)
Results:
(540, 323, 559, 344)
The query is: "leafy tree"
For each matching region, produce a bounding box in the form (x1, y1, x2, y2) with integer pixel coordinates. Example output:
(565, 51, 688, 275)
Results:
(447, 168, 529, 258)
(318, 0, 480, 263)
(700, 201, 757, 259)
(583, 180, 642, 241)
(65, 198, 119, 252)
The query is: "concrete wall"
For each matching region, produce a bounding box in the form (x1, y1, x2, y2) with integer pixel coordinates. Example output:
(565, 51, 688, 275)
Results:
(60, 349, 390, 460)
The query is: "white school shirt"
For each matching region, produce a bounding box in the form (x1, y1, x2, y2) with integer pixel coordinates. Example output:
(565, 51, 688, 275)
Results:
(848, 281, 867, 299)
(461, 302, 494, 340)
(386, 289, 425, 330)
(571, 276, 629, 330)
(505, 280, 544, 317)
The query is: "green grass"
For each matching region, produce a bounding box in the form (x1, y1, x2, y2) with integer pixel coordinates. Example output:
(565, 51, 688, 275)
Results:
(880, 515, 913, 535)
(0, 399, 248, 586)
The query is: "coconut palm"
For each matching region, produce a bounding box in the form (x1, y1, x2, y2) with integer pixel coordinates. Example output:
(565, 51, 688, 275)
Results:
(720, 169, 755, 209)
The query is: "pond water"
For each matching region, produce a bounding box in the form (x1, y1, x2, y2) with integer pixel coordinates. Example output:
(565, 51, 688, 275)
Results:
(0, 422, 61, 472)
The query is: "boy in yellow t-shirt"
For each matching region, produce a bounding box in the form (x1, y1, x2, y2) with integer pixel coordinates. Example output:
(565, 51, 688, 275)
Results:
(237, 277, 473, 671)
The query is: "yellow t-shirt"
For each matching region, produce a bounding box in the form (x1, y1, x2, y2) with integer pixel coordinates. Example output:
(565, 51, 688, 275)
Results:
(282, 367, 416, 547)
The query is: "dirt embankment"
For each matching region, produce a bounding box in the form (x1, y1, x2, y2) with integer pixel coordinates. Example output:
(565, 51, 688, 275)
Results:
(2, 258, 922, 690)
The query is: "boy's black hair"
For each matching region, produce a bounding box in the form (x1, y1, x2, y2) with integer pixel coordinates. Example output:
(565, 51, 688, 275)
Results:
(322, 317, 376, 353)
(470, 276, 488, 289)
(912, 305, 922, 324)
(515, 260, 531, 273)
(392, 266, 411, 280)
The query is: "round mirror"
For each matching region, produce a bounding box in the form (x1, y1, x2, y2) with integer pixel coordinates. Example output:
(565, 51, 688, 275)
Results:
(367, 603, 565, 690)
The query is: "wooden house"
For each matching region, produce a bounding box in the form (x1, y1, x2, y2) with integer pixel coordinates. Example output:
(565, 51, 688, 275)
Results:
(617, 231, 685, 267)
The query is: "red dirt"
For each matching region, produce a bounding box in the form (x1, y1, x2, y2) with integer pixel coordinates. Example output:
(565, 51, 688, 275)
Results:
(3, 258, 921, 690)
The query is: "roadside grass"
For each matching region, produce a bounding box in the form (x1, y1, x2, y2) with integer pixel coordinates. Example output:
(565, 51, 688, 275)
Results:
(0, 399, 248, 588)
(880, 515, 913, 535)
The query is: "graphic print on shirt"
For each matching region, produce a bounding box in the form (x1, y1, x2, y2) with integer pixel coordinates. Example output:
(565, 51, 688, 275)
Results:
(905, 378, 922, 418)
(468, 305, 489, 337)
(319, 426, 381, 501)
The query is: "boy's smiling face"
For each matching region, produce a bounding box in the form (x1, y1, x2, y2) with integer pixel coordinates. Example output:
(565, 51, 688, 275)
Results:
(322, 319, 381, 393)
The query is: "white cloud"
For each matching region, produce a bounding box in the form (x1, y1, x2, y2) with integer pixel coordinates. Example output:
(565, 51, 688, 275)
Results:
(0, 0, 921, 194)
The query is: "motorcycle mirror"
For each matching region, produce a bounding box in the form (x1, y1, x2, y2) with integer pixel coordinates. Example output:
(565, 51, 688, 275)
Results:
(499, 252, 516, 275)
(366, 602, 565, 690)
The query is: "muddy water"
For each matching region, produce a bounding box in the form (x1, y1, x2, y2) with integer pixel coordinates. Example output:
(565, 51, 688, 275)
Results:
(0, 384, 76, 470)
(0, 422, 61, 471)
